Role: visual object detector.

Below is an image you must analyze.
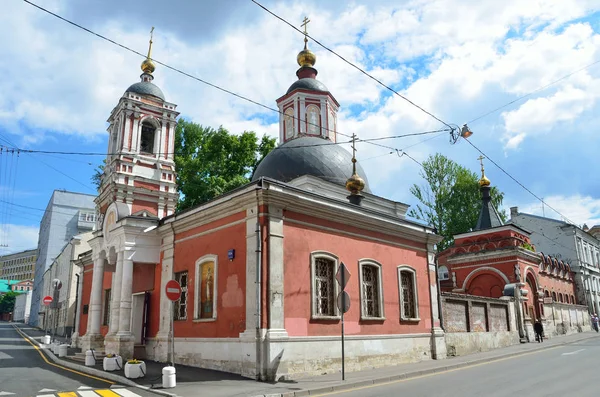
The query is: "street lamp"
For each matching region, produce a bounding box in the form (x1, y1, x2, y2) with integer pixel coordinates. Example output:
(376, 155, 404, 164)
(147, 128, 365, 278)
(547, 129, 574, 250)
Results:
(450, 124, 473, 144)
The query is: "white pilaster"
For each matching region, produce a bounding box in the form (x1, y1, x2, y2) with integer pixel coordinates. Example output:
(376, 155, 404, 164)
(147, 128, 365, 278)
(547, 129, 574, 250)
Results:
(427, 242, 446, 359)
(154, 226, 175, 362)
(107, 251, 123, 335)
(80, 254, 106, 351)
(118, 255, 134, 335)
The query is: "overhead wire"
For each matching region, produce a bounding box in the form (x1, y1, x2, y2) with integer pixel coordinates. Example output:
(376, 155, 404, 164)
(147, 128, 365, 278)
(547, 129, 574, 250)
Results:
(20, 0, 589, 230)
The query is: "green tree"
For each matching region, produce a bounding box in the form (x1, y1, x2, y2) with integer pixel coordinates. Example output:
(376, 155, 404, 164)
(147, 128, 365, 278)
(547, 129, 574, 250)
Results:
(0, 291, 18, 314)
(408, 153, 506, 252)
(174, 119, 276, 211)
(91, 159, 106, 191)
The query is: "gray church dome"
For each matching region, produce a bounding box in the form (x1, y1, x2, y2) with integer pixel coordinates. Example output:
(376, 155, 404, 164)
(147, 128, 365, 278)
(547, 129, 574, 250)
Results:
(125, 81, 165, 101)
(252, 136, 371, 193)
(286, 78, 329, 95)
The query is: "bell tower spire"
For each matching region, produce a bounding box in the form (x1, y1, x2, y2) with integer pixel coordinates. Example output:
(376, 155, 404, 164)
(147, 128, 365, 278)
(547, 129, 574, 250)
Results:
(96, 27, 179, 221)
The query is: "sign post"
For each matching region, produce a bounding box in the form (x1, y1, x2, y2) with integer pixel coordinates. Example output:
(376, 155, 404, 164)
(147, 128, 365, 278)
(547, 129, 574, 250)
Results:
(165, 279, 182, 367)
(335, 262, 351, 381)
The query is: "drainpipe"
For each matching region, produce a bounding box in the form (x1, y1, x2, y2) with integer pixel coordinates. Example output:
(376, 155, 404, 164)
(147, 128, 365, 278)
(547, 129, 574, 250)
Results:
(255, 186, 263, 381)
(73, 273, 80, 335)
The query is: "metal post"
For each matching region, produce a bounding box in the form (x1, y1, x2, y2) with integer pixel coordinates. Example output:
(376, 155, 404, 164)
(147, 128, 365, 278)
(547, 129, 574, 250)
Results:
(341, 304, 345, 381)
(171, 300, 175, 367)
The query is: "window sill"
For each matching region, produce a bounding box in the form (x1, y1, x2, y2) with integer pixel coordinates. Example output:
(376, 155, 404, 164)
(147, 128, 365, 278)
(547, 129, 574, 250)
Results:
(400, 317, 421, 322)
(311, 315, 341, 321)
(193, 318, 217, 323)
(360, 316, 386, 322)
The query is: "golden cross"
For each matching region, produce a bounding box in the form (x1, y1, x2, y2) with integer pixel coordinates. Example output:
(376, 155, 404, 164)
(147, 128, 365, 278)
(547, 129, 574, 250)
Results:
(351, 133, 357, 173)
(150, 26, 154, 41)
(477, 155, 485, 173)
(301, 16, 310, 47)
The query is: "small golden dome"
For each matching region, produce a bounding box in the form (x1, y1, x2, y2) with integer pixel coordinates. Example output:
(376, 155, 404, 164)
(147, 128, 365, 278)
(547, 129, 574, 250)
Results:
(297, 49, 316, 68)
(479, 175, 491, 187)
(141, 58, 156, 74)
(346, 173, 366, 194)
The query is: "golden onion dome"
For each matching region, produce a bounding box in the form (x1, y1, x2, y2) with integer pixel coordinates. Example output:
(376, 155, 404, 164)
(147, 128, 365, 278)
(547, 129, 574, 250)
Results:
(479, 175, 491, 187)
(141, 58, 156, 74)
(346, 172, 366, 194)
(297, 48, 316, 68)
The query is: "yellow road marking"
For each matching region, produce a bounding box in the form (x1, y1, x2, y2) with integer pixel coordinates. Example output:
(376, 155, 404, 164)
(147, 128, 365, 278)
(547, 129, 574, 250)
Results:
(95, 389, 121, 397)
(57, 392, 79, 397)
(312, 346, 561, 396)
(12, 325, 114, 385)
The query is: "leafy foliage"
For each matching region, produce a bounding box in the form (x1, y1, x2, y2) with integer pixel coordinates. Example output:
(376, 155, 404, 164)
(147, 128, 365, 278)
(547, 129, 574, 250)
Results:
(0, 291, 18, 314)
(174, 119, 276, 211)
(408, 153, 507, 252)
(91, 159, 106, 191)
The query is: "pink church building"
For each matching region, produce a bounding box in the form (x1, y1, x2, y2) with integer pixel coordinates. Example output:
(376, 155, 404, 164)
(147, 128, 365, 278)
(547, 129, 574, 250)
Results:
(75, 32, 447, 380)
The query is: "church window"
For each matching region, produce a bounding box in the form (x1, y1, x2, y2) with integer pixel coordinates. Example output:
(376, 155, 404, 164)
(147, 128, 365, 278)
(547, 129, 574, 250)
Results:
(284, 108, 295, 139)
(306, 105, 320, 135)
(140, 121, 156, 154)
(327, 109, 335, 140)
(398, 266, 419, 320)
(174, 271, 188, 321)
(311, 252, 339, 318)
(359, 260, 384, 319)
(194, 255, 218, 321)
(438, 265, 449, 281)
(102, 289, 111, 326)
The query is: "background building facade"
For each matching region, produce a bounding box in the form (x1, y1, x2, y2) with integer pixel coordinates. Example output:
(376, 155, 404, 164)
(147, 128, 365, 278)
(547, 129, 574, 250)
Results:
(509, 207, 600, 314)
(0, 249, 36, 281)
(29, 190, 96, 327)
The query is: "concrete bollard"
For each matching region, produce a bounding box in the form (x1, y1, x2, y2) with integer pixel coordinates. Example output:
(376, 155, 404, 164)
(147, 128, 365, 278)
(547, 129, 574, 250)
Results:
(58, 344, 68, 358)
(52, 342, 60, 354)
(42, 335, 51, 345)
(85, 350, 96, 367)
(162, 366, 176, 389)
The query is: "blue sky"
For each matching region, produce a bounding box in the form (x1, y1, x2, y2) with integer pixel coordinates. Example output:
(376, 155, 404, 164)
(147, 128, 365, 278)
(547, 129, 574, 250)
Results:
(1, 0, 600, 254)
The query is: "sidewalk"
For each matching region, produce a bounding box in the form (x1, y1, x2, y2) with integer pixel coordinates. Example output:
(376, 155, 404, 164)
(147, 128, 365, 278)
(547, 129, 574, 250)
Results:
(13, 324, 599, 397)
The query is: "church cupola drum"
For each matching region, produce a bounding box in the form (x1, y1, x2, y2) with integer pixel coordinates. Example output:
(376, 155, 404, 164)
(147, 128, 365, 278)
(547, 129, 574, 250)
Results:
(252, 18, 371, 192)
(96, 27, 180, 220)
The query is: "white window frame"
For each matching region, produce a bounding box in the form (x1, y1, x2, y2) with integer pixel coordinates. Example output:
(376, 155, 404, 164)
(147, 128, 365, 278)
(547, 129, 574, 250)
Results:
(438, 265, 450, 281)
(310, 251, 340, 320)
(397, 265, 420, 321)
(193, 254, 218, 322)
(358, 259, 385, 320)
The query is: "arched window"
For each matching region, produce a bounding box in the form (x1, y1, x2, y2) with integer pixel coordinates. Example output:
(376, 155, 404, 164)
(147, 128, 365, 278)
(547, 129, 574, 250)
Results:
(194, 255, 218, 320)
(327, 109, 336, 140)
(306, 105, 320, 135)
(552, 291, 557, 302)
(311, 252, 339, 318)
(558, 293, 563, 303)
(570, 295, 575, 304)
(544, 290, 550, 298)
(438, 265, 449, 281)
(398, 266, 419, 320)
(359, 260, 384, 319)
(284, 108, 295, 139)
(140, 121, 156, 154)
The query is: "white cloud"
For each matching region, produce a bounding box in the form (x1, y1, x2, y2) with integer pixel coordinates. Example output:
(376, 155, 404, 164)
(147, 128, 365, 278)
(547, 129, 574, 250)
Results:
(0, 224, 39, 255)
(517, 195, 600, 227)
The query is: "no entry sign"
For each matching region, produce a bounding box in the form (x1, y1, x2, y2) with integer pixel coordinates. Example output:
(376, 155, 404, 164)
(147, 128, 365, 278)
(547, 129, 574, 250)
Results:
(165, 280, 182, 301)
(42, 296, 53, 306)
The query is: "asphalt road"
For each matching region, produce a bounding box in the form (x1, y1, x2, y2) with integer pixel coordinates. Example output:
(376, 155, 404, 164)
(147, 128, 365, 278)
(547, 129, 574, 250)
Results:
(315, 338, 600, 397)
(0, 322, 155, 397)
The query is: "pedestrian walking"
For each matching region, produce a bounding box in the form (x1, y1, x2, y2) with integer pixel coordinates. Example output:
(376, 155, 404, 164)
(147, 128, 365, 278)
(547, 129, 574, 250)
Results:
(593, 314, 599, 332)
(534, 319, 544, 342)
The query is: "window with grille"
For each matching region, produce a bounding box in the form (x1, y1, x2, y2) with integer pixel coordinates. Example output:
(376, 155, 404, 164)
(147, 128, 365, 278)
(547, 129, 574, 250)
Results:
(174, 271, 188, 321)
(361, 264, 381, 318)
(314, 257, 335, 317)
(102, 289, 111, 326)
(399, 268, 418, 319)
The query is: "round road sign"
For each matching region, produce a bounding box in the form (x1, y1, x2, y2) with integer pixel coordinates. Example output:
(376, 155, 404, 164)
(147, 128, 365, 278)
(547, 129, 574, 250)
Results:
(165, 279, 182, 301)
(43, 296, 53, 306)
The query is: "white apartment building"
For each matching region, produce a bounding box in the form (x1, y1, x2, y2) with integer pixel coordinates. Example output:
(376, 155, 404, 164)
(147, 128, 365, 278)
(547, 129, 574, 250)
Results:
(510, 207, 600, 314)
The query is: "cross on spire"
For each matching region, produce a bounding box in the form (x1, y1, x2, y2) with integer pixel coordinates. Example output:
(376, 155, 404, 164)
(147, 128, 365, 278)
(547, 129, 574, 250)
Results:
(477, 155, 485, 174)
(301, 16, 310, 49)
(351, 133, 357, 174)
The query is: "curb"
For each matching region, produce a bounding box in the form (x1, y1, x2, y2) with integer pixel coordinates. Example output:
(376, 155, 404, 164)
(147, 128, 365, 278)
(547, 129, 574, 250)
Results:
(251, 333, 598, 397)
(12, 325, 179, 397)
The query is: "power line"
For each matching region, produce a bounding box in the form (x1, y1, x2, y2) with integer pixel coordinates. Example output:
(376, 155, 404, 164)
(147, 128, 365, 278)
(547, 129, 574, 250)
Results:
(463, 138, 576, 225)
(251, 0, 453, 130)
(468, 58, 600, 125)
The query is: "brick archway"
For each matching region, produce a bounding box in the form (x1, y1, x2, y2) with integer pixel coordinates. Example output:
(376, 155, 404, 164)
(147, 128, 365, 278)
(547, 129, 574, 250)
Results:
(464, 268, 508, 298)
